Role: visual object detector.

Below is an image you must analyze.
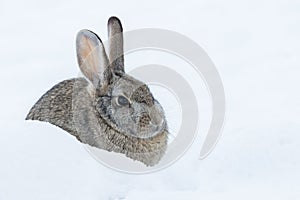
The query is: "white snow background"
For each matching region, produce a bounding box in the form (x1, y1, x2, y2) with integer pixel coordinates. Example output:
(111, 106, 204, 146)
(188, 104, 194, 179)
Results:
(0, 0, 300, 199)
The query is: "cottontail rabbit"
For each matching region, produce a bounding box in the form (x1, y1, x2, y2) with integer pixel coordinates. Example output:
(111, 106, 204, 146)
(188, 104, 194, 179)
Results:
(26, 17, 168, 166)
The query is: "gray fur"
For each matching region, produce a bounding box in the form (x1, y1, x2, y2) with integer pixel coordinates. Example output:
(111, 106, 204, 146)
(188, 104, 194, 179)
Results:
(26, 17, 168, 166)
(108, 16, 124, 73)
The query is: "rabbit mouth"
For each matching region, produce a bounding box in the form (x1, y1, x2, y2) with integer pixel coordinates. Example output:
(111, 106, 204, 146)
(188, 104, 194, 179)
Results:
(125, 120, 166, 139)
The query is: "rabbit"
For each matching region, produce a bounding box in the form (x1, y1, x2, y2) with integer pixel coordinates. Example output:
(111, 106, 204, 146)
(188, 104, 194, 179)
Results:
(26, 16, 169, 167)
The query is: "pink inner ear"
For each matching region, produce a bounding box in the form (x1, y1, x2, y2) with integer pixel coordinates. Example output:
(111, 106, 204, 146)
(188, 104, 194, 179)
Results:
(76, 29, 110, 91)
(77, 35, 101, 84)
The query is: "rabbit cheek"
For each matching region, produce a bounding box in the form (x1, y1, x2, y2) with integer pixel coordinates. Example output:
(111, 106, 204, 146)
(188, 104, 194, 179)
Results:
(138, 113, 151, 128)
(110, 107, 135, 132)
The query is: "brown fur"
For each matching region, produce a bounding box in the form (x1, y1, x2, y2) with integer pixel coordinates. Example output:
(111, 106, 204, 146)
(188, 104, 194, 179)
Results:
(26, 17, 168, 166)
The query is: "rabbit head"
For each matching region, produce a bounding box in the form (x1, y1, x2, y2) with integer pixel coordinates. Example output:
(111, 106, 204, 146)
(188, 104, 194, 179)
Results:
(97, 74, 166, 139)
(26, 17, 169, 166)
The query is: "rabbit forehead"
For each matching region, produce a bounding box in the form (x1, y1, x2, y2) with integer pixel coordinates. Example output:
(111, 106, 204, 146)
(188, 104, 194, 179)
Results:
(112, 74, 145, 97)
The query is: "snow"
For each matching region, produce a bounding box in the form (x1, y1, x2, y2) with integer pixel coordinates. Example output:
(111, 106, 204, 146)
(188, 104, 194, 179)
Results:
(1, 0, 300, 199)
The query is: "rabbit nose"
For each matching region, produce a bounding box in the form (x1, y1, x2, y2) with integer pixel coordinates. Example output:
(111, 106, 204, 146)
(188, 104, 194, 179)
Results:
(149, 110, 164, 127)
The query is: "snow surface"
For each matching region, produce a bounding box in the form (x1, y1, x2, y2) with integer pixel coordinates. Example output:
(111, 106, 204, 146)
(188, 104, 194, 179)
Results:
(1, 0, 300, 199)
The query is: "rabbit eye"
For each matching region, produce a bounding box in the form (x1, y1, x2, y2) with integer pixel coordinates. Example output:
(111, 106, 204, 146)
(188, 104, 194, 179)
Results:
(117, 96, 129, 106)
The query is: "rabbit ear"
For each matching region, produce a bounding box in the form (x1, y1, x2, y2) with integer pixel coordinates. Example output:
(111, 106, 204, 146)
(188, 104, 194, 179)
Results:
(108, 16, 124, 74)
(76, 29, 111, 94)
